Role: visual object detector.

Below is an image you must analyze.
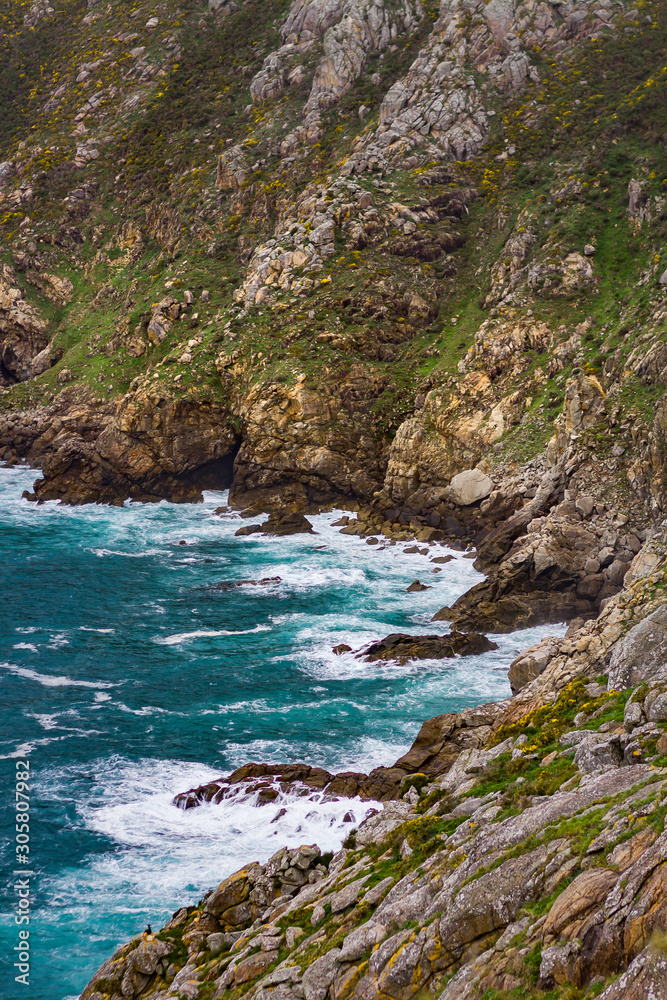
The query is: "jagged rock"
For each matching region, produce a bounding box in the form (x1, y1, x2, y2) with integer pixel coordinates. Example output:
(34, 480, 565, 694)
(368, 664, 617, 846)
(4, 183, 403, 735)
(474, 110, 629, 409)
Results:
(434, 592, 595, 634)
(0, 271, 50, 384)
(29, 390, 240, 505)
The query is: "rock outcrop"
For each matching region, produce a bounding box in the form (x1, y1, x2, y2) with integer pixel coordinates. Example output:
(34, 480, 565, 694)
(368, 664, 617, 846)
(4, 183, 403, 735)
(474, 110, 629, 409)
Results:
(359, 630, 497, 663)
(82, 646, 667, 1000)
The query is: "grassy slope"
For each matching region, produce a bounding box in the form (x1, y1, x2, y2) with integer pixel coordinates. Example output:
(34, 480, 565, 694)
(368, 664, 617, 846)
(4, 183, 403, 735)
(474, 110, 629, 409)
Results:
(0, 0, 666, 466)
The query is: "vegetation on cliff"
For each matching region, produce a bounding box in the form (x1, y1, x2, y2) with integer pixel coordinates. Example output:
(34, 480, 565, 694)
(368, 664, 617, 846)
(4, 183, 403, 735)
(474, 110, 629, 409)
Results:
(5, 0, 667, 996)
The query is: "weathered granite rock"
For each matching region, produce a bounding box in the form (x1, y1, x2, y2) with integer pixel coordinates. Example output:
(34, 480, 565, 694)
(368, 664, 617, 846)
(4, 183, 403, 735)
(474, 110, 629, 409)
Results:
(508, 636, 561, 693)
(447, 469, 494, 506)
(607, 603, 667, 690)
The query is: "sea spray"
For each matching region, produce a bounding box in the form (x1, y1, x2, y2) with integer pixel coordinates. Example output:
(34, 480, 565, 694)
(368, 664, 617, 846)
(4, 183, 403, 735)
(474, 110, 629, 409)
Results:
(0, 466, 564, 999)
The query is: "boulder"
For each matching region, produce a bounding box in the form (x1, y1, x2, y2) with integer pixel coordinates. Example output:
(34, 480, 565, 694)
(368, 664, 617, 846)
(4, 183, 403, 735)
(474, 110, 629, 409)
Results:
(234, 950, 278, 984)
(508, 636, 560, 693)
(574, 735, 624, 774)
(330, 876, 369, 913)
(302, 949, 341, 1000)
(447, 469, 494, 506)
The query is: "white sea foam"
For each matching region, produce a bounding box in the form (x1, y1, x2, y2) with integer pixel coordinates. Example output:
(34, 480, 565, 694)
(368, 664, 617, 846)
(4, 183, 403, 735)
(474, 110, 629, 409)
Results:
(13, 642, 39, 652)
(0, 662, 117, 689)
(88, 547, 174, 559)
(41, 757, 379, 909)
(0, 467, 576, 1000)
(153, 623, 271, 646)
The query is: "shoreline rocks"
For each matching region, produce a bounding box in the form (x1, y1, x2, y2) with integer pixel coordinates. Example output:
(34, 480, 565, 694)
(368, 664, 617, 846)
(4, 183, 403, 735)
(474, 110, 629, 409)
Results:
(359, 630, 498, 664)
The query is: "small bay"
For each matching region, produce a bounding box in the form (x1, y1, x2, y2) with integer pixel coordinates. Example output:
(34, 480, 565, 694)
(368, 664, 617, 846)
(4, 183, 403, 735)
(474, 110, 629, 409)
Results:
(0, 466, 562, 999)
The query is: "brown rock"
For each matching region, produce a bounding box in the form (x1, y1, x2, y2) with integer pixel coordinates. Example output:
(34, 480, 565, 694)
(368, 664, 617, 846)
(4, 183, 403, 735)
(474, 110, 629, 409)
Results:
(234, 949, 278, 984)
(259, 511, 315, 536)
(434, 592, 595, 633)
(543, 869, 618, 940)
(360, 631, 497, 664)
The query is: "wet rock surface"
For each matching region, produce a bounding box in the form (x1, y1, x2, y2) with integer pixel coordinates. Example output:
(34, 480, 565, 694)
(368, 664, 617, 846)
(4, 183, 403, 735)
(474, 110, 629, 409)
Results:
(360, 630, 498, 664)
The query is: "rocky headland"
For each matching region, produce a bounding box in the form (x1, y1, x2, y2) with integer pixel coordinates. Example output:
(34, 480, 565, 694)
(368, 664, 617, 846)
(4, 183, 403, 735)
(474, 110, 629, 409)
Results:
(4, 0, 667, 994)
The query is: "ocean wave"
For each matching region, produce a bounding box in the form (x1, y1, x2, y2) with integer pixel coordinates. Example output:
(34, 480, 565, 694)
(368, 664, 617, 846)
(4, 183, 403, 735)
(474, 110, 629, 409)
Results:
(153, 624, 271, 646)
(0, 662, 117, 689)
(88, 547, 174, 559)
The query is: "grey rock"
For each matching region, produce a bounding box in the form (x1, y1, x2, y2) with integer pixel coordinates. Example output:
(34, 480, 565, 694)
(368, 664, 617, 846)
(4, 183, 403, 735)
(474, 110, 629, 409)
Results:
(447, 469, 494, 506)
(361, 876, 394, 905)
(608, 603, 667, 689)
(368, 929, 412, 975)
(302, 948, 341, 1000)
(624, 699, 644, 730)
(355, 801, 411, 846)
(646, 691, 667, 722)
(339, 920, 387, 960)
(329, 875, 370, 913)
(574, 735, 623, 773)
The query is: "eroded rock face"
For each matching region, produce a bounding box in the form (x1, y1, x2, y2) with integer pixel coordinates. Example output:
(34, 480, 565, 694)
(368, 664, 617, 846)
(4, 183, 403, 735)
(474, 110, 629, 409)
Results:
(230, 376, 387, 507)
(83, 668, 667, 1000)
(29, 389, 240, 504)
(0, 267, 50, 384)
(249, 0, 423, 114)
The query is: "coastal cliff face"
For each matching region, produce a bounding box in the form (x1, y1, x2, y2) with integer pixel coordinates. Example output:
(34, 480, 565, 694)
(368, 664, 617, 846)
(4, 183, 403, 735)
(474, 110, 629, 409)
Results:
(5, 0, 667, 996)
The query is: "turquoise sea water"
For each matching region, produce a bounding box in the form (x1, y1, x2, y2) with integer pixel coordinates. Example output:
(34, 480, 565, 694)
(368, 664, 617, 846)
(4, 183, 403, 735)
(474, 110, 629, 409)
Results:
(0, 465, 563, 999)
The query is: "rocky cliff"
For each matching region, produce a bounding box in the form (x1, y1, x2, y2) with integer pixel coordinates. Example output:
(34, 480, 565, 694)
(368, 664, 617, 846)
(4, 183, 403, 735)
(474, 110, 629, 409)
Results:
(80, 550, 667, 1000)
(5, 0, 667, 995)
